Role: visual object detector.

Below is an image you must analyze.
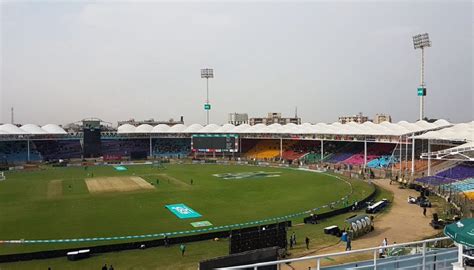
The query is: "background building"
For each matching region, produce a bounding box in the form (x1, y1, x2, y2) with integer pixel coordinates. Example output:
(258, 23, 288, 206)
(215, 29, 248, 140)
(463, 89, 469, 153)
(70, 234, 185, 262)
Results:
(338, 112, 369, 124)
(373, 113, 392, 124)
(249, 112, 301, 126)
(118, 117, 184, 127)
(228, 113, 249, 126)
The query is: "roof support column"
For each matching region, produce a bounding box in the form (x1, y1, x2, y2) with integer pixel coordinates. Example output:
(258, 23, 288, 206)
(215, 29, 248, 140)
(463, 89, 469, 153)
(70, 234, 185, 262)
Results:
(399, 136, 402, 176)
(239, 137, 242, 154)
(149, 136, 152, 158)
(411, 134, 415, 176)
(364, 139, 367, 168)
(280, 137, 283, 161)
(27, 138, 30, 162)
(320, 139, 324, 162)
(405, 136, 409, 175)
(457, 243, 464, 267)
(428, 139, 431, 176)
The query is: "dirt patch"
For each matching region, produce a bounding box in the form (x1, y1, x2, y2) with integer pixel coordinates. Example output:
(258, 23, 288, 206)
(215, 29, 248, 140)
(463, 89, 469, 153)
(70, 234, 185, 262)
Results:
(47, 180, 63, 199)
(285, 179, 439, 269)
(85, 176, 154, 194)
(156, 174, 190, 188)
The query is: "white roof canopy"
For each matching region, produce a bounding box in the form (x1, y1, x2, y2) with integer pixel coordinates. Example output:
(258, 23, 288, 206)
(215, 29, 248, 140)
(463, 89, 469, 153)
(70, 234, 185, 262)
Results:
(0, 124, 67, 135)
(413, 121, 474, 142)
(0, 120, 462, 137)
(115, 119, 454, 137)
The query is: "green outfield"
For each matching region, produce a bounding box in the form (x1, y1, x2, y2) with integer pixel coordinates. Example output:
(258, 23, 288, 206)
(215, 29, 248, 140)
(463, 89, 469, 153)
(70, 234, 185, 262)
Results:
(0, 164, 374, 255)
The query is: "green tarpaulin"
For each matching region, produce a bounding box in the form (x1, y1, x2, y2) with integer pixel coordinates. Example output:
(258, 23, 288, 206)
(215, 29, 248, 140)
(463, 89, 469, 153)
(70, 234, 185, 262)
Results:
(444, 218, 474, 248)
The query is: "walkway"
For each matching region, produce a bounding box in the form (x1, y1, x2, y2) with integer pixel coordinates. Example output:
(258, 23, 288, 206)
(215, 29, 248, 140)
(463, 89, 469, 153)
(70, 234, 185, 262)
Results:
(285, 179, 439, 269)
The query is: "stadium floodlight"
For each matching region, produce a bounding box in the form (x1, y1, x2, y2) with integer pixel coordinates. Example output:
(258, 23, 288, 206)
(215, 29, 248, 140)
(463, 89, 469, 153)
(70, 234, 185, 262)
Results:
(412, 33, 431, 49)
(201, 68, 214, 79)
(412, 33, 431, 120)
(201, 68, 214, 125)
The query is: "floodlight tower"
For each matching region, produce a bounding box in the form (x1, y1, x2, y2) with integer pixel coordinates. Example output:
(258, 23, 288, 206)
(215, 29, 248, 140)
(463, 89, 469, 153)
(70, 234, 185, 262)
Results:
(412, 33, 431, 120)
(201, 68, 214, 125)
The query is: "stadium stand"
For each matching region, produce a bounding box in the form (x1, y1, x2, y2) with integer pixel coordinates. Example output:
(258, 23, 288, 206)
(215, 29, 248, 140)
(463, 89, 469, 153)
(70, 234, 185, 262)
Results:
(101, 139, 149, 157)
(368, 143, 396, 155)
(393, 160, 444, 172)
(449, 178, 474, 192)
(367, 155, 398, 168)
(416, 164, 474, 186)
(152, 138, 190, 158)
(281, 140, 320, 161)
(326, 152, 353, 163)
(34, 140, 82, 160)
(343, 154, 377, 165)
(325, 142, 364, 163)
(0, 141, 41, 164)
(239, 139, 257, 154)
(456, 178, 474, 200)
(437, 164, 474, 179)
(302, 152, 322, 163)
(281, 149, 304, 161)
(245, 140, 296, 159)
(337, 143, 396, 166)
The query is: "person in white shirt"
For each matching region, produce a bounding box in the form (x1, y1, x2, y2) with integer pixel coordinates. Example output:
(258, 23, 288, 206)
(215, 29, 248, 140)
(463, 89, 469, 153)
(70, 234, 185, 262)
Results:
(379, 238, 388, 258)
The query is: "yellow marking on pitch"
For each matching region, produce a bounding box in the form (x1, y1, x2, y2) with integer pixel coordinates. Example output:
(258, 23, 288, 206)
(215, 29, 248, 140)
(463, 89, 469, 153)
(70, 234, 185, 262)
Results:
(85, 176, 154, 194)
(47, 179, 63, 199)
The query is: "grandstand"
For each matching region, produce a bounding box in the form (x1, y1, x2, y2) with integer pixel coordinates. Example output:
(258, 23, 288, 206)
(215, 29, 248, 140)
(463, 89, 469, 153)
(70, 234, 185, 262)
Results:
(34, 140, 82, 160)
(152, 138, 190, 158)
(416, 164, 474, 186)
(450, 178, 474, 199)
(0, 120, 466, 170)
(0, 141, 41, 164)
(322, 143, 396, 168)
(101, 139, 149, 158)
(367, 156, 398, 168)
(281, 140, 320, 161)
(245, 140, 296, 160)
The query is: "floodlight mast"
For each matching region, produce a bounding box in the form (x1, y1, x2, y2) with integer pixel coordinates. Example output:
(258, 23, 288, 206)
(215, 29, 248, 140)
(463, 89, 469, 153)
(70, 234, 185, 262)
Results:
(412, 33, 431, 120)
(201, 68, 214, 125)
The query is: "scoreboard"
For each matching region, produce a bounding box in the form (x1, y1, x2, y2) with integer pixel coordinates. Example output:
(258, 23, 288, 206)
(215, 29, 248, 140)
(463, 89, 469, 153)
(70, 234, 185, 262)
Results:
(191, 134, 238, 153)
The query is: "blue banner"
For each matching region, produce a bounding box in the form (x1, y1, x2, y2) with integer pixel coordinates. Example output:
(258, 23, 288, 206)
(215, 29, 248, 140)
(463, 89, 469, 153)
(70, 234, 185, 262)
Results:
(165, 204, 202, 219)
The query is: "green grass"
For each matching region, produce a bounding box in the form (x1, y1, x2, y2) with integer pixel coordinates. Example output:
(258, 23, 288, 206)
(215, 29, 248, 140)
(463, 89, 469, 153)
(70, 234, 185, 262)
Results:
(0, 183, 385, 270)
(0, 164, 373, 255)
(0, 239, 230, 270)
(0, 202, 380, 270)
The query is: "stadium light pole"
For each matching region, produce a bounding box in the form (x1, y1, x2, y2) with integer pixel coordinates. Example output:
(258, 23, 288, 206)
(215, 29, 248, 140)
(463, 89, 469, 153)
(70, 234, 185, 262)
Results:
(413, 33, 431, 121)
(201, 68, 214, 125)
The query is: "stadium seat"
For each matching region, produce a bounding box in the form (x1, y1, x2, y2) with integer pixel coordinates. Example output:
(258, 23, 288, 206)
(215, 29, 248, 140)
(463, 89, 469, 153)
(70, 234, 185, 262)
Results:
(416, 164, 474, 186)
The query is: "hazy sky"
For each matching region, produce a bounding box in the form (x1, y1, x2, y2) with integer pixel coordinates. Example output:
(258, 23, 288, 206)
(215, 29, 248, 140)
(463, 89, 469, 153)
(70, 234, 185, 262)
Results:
(1, 0, 472, 126)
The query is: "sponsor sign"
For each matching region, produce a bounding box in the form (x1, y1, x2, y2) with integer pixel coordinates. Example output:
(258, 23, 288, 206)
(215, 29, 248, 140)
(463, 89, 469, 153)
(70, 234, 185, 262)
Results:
(165, 204, 202, 219)
(114, 166, 128, 171)
(190, 221, 213, 227)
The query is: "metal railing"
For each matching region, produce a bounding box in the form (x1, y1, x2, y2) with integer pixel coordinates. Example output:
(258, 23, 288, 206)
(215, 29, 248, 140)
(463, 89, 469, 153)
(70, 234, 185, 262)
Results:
(219, 237, 455, 270)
